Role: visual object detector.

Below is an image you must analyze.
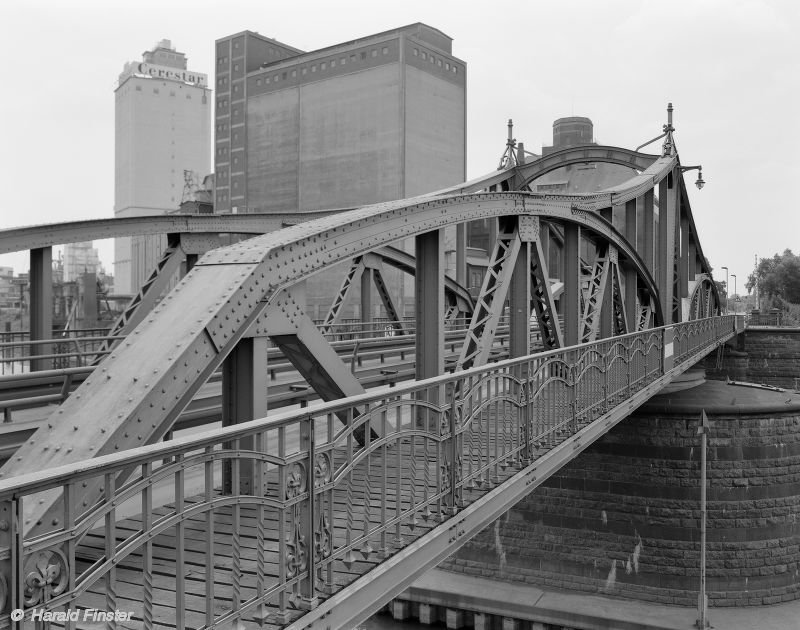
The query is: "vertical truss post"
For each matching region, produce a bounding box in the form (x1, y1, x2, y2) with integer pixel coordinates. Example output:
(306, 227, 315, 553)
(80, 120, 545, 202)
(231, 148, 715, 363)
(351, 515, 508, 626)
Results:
(456, 223, 467, 287)
(624, 199, 639, 333)
(29, 246, 53, 372)
(509, 236, 531, 360)
(679, 212, 690, 307)
(643, 189, 655, 273)
(416, 230, 444, 403)
(361, 266, 374, 334)
(563, 224, 581, 346)
(658, 170, 677, 323)
(222, 336, 269, 495)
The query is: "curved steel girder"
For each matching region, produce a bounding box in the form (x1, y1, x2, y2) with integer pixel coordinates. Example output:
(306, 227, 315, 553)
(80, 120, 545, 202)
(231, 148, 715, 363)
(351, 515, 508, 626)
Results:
(688, 274, 720, 319)
(376, 245, 474, 313)
(422, 146, 660, 198)
(515, 146, 660, 189)
(4, 191, 662, 535)
(0, 212, 337, 255)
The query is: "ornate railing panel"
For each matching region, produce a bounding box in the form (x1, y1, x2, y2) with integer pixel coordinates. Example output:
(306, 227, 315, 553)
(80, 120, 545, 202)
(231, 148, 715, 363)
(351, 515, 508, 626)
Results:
(0, 316, 737, 628)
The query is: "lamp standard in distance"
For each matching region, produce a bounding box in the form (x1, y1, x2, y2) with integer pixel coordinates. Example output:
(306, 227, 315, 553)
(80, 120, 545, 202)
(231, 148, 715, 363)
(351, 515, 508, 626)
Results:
(721, 266, 729, 314)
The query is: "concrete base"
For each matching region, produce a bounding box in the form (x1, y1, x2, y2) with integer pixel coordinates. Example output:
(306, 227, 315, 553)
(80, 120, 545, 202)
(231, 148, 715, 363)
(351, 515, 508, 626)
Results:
(391, 600, 411, 621)
(446, 608, 466, 629)
(473, 612, 490, 630)
(418, 603, 437, 625)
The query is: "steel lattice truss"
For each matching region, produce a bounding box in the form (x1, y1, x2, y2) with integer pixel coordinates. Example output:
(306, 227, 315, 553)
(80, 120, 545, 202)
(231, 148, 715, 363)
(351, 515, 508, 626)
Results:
(0, 122, 727, 629)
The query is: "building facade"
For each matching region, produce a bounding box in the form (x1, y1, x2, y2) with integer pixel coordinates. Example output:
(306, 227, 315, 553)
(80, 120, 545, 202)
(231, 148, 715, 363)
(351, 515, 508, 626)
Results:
(113, 40, 211, 294)
(214, 24, 466, 317)
(63, 242, 101, 283)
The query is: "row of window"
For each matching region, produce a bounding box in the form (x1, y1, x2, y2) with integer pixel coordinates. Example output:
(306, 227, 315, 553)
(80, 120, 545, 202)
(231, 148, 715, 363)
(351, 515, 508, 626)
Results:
(253, 46, 390, 87)
(412, 47, 459, 74)
(133, 85, 196, 98)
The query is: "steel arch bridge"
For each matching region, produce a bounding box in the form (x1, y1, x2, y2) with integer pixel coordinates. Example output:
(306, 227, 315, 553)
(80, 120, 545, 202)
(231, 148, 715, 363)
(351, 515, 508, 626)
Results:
(0, 110, 738, 629)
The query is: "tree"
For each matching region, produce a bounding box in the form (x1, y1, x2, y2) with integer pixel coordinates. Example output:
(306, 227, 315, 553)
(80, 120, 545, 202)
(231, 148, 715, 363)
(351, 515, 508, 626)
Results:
(747, 249, 800, 306)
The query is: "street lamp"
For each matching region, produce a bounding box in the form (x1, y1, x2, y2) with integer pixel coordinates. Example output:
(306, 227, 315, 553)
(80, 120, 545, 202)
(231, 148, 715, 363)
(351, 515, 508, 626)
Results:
(721, 267, 728, 314)
(681, 165, 706, 190)
(731, 274, 737, 314)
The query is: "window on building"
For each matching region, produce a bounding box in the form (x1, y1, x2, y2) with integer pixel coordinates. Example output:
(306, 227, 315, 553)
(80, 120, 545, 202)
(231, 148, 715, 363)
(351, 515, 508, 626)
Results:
(302, 67, 307, 75)
(360, 52, 367, 60)
(371, 49, 377, 57)
(311, 65, 316, 72)
(437, 59, 442, 67)
(321, 62, 326, 70)
(414, 48, 419, 56)
(234, 63, 239, 72)
(382, 47, 388, 55)
(445, 63, 450, 70)
(350, 54, 356, 62)
(135, 85, 141, 91)
(421, 52, 427, 60)
(256, 78, 261, 86)
(331, 59, 336, 67)
(341, 57, 347, 65)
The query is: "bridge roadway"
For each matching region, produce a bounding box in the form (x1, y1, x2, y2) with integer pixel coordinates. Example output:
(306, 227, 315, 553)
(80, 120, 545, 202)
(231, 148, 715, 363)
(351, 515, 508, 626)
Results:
(0, 115, 731, 628)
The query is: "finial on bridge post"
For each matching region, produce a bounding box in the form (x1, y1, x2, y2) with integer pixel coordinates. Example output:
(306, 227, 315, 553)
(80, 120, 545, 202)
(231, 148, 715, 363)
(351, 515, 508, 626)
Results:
(662, 102, 676, 156)
(498, 118, 518, 169)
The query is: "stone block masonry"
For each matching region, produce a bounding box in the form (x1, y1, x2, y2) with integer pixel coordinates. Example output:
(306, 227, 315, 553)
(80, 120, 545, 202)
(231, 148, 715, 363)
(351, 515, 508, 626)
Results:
(441, 380, 800, 607)
(704, 328, 800, 388)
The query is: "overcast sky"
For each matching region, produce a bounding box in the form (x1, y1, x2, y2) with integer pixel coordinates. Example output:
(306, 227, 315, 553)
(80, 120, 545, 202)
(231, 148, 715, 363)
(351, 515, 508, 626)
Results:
(1, 0, 798, 294)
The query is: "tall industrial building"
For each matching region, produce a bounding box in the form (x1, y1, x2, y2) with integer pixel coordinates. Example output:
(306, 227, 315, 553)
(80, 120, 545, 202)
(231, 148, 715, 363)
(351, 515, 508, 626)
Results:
(214, 23, 466, 316)
(114, 40, 211, 295)
(63, 242, 101, 282)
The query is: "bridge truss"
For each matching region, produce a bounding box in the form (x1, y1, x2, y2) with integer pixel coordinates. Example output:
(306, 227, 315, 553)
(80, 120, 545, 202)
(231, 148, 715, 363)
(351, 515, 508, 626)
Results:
(0, 109, 734, 628)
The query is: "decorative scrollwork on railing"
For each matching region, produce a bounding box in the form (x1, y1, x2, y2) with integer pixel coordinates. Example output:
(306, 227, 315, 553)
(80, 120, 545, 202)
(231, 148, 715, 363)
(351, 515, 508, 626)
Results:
(441, 460, 451, 493)
(441, 408, 451, 436)
(314, 513, 332, 561)
(23, 548, 69, 607)
(286, 529, 308, 579)
(285, 462, 307, 500)
(314, 453, 332, 488)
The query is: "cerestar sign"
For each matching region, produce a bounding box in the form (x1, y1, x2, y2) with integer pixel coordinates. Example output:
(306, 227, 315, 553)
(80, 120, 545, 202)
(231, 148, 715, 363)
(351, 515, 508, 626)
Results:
(137, 62, 207, 87)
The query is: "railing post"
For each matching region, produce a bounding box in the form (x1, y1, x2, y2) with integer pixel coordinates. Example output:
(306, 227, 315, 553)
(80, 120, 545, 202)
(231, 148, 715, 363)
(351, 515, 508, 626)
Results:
(296, 416, 318, 609)
(444, 380, 462, 515)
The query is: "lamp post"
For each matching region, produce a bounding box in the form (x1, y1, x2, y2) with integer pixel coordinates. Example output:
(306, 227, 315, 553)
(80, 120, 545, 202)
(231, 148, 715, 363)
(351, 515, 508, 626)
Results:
(732, 274, 737, 314)
(696, 410, 710, 629)
(680, 165, 706, 190)
(721, 266, 729, 314)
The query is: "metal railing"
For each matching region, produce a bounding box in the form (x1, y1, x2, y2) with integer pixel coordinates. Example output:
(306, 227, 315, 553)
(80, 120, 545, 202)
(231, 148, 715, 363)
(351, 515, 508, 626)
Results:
(0, 316, 737, 628)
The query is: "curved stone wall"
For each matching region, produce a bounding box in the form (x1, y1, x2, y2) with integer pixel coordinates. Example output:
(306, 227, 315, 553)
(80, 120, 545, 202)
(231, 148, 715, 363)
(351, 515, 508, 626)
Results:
(442, 380, 800, 607)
